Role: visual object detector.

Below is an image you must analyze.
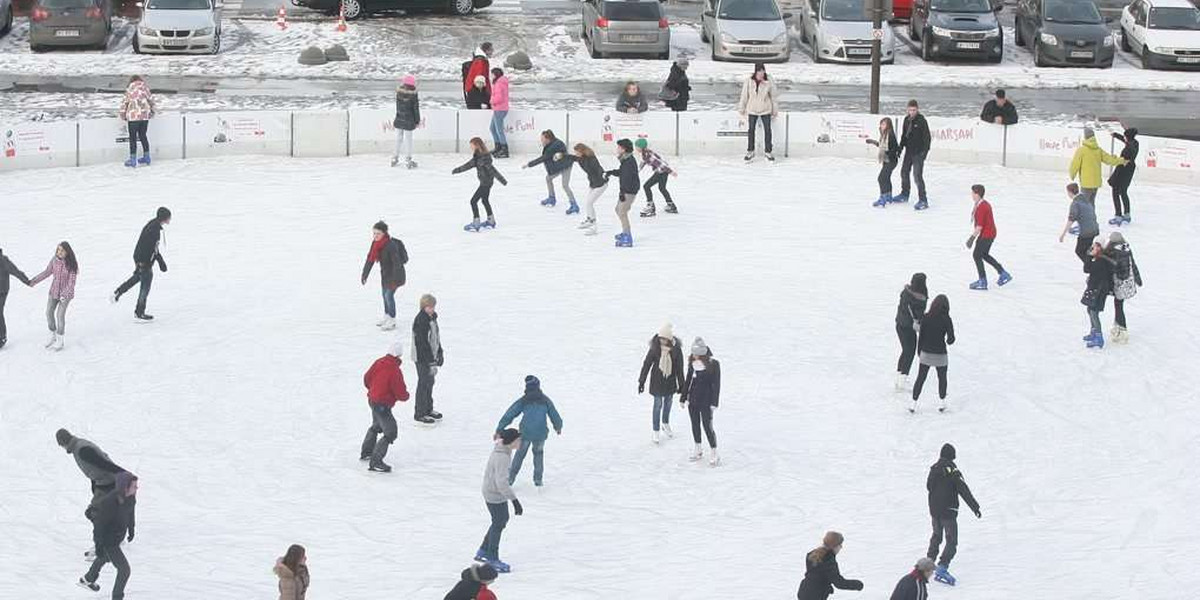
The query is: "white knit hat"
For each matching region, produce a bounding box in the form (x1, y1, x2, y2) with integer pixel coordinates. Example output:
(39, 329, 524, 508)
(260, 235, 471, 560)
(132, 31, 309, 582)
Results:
(659, 323, 674, 339)
(388, 340, 404, 357)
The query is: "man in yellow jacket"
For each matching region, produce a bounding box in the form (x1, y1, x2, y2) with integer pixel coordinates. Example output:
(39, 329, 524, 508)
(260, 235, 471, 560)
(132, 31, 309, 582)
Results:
(1069, 127, 1127, 204)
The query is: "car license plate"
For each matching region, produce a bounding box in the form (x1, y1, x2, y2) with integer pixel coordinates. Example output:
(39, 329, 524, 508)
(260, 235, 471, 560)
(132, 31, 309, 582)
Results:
(55, 29, 80, 37)
(622, 35, 653, 42)
(742, 46, 770, 53)
(1178, 57, 1200, 63)
(848, 47, 871, 55)
(957, 42, 981, 49)
(163, 40, 187, 46)
(1070, 50, 1093, 58)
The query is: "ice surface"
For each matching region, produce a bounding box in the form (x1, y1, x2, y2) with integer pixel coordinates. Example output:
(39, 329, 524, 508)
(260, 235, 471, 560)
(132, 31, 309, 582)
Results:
(1, 154, 1198, 599)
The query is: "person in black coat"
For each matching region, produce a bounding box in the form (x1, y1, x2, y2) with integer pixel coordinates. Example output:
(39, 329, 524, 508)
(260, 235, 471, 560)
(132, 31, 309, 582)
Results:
(927, 443, 980, 577)
(361, 220, 408, 329)
(604, 139, 639, 246)
(1107, 128, 1138, 225)
(898, 100, 932, 208)
(523, 130, 576, 211)
(80, 471, 137, 598)
(979, 88, 1018, 125)
(867, 117, 901, 206)
(638, 323, 686, 443)
(889, 558, 935, 600)
(680, 337, 721, 465)
(0, 246, 32, 349)
(412, 293, 445, 424)
(894, 273, 928, 391)
(911, 294, 953, 413)
(662, 59, 691, 111)
(797, 531, 864, 600)
(564, 143, 609, 234)
(454, 137, 509, 231)
(1082, 241, 1115, 347)
(391, 76, 421, 169)
(112, 206, 170, 320)
(444, 563, 499, 600)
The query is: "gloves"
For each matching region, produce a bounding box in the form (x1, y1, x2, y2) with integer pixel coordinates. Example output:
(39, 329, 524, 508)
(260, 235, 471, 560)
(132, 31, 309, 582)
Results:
(847, 580, 864, 591)
(965, 235, 977, 249)
(127, 530, 135, 543)
(555, 428, 562, 436)
(512, 499, 523, 516)
(637, 383, 645, 394)
(84, 506, 96, 521)
(973, 507, 982, 519)
(158, 261, 168, 272)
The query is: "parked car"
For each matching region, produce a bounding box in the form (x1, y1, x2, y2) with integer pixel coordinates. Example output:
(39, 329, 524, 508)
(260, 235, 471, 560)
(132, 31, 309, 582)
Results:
(582, 0, 671, 59)
(800, 0, 896, 63)
(134, 0, 221, 54)
(29, 0, 112, 52)
(1014, 0, 1114, 67)
(700, 0, 793, 62)
(909, 0, 1003, 62)
(291, 0, 492, 18)
(1120, 0, 1200, 70)
(1, 0, 13, 38)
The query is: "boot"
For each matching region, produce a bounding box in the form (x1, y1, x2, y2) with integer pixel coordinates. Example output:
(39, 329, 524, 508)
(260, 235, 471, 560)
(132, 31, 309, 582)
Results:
(137, 153, 151, 166)
(45, 332, 58, 349)
(640, 203, 657, 218)
(709, 448, 721, 466)
(405, 158, 418, 169)
(124, 155, 137, 168)
(662, 422, 674, 438)
(77, 577, 100, 592)
(576, 217, 595, 229)
(379, 317, 396, 331)
(368, 460, 392, 473)
(997, 271, 1013, 286)
(1086, 331, 1105, 349)
(464, 218, 482, 232)
(969, 278, 988, 291)
(652, 430, 660, 444)
(375, 316, 390, 327)
(52, 334, 64, 351)
(909, 399, 919, 414)
(390, 156, 399, 167)
(764, 152, 775, 161)
(482, 216, 496, 229)
(895, 373, 908, 392)
(743, 152, 754, 162)
(938, 396, 948, 413)
(565, 201, 580, 215)
(688, 444, 703, 461)
(664, 202, 678, 214)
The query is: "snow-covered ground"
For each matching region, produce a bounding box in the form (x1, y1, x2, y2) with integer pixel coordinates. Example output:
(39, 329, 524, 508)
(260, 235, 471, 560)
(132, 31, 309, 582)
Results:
(1, 154, 1198, 599)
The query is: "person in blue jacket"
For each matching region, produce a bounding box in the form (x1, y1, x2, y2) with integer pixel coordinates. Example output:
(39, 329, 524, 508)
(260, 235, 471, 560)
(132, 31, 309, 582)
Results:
(496, 375, 563, 487)
(523, 130, 578, 215)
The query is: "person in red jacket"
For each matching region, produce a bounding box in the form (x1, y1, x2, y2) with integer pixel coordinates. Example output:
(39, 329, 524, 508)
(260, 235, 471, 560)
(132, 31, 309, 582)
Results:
(462, 43, 494, 106)
(361, 340, 410, 473)
(966, 184, 1012, 291)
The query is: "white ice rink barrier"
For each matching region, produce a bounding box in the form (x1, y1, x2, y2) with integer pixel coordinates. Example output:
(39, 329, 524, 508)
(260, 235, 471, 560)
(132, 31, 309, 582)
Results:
(347, 108, 458, 155)
(183, 111, 292, 159)
(2, 120, 77, 170)
(292, 111, 349, 158)
(78, 116, 185, 166)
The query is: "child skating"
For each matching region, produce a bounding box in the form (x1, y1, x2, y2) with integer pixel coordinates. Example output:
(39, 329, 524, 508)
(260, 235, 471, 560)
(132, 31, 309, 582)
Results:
(495, 375, 563, 487)
(635, 138, 678, 217)
(564, 143, 609, 235)
(29, 241, 79, 351)
(605, 139, 639, 248)
(453, 137, 508, 232)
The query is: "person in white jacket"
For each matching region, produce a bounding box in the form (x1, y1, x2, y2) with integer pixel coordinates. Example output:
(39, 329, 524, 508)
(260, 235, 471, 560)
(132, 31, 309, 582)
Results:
(737, 62, 779, 162)
(474, 428, 523, 574)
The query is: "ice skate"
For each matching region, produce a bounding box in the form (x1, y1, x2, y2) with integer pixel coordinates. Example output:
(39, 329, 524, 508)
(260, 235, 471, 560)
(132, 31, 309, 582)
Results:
(123, 156, 137, 168)
(368, 460, 392, 473)
(764, 152, 775, 162)
(1108, 215, 1123, 225)
(486, 558, 511, 574)
(540, 196, 557, 207)
(109, 291, 120, 304)
(662, 422, 674, 438)
(652, 430, 660, 444)
(84, 549, 97, 561)
(872, 194, 889, 208)
(77, 577, 99, 592)
(390, 156, 399, 167)
(1121, 214, 1131, 224)
(482, 216, 496, 229)
(565, 201, 580, 215)
(969, 279, 988, 291)
(913, 199, 929, 211)
(414, 414, 437, 426)
(405, 158, 417, 170)
(709, 449, 721, 466)
(688, 444, 703, 461)
(997, 271, 1013, 286)
(664, 202, 678, 214)
(379, 318, 396, 331)
(51, 335, 64, 351)
(895, 373, 908, 392)
(640, 204, 657, 218)
(908, 399, 918, 414)
(891, 192, 909, 203)
(577, 217, 595, 229)
(1112, 326, 1129, 344)
(464, 219, 482, 233)
(45, 332, 58, 349)
(615, 232, 634, 248)
(934, 566, 957, 586)
(134, 313, 154, 321)
(137, 154, 151, 166)
(428, 410, 443, 420)
(743, 152, 754, 162)
(583, 223, 598, 236)
(1087, 331, 1106, 349)
(375, 316, 390, 327)
(474, 548, 489, 563)
(938, 397, 948, 413)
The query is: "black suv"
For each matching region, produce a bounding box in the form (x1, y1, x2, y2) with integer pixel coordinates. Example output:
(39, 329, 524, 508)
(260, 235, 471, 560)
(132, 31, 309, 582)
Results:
(909, 0, 1004, 62)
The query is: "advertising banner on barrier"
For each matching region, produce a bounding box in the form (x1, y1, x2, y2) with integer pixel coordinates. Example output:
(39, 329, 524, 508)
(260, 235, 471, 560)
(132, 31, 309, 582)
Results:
(568, 111, 678, 155)
(791, 112, 878, 159)
(457, 110, 565, 156)
(184, 111, 291, 158)
(347, 108, 458, 155)
(292, 111, 348, 158)
(1, 120, 77, 171)
(1003, 124, 1101, 172)
(78, 116, 185, 166)
(678, 112, 765, 155)
(923, 117, 1006, 166)
(1139, 135, 1198, 184)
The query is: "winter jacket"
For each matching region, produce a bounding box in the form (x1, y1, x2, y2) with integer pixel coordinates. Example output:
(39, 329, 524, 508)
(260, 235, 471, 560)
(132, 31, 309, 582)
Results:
(466, 86, 491, 110)
(119, 80, 155, 122)
(606, 152, 640, 195)
(1108, 131, 1139, 188)
(393, 87, 421, 131)
(444, 566, 498, 600)
(482, 441, 518, 504)
(412, 310, 444, 367)
(526, 138, 571, 174)
(616, 90, 649, 113)
(871, 130, 900, 164)
(133, 218, 167, 269)
(274, 560, 310, 600)
(363, 355, 410, 408)
(1068, 193, 1099, 237)
(66, 436, 124, 488)
(917, 312, 954, 355)
(1069, 137, 1125, 189)
(796, 548, 864, 600)
(738, 77, 777, 116)
(496, 389, 563, 442)
(463, 51, 491, 97)
(681, 358, 721, 408)
(900, 113, 931, 156)
(0, 250, 31, 296)
(888, 570, 929, 600)
(453, 152, 508, 187)
(90, 484, 136, 549)
(663, 64, 690, 111)
(639, 148, 672, 174)
(490, 75, 510, 112)
(980, 99, 1018, 125)
(639, 335, 686, 397)
(566, 154, 608, 189)
(972, 199, 997, 240)
(1084, 254, 1115, 296)
(928, 457, 980, 518)
(895, 285, 927, 329)
(361, 235, 408, 290)
(29, 256, 76, 301)
(1107, 243, 1142, 287)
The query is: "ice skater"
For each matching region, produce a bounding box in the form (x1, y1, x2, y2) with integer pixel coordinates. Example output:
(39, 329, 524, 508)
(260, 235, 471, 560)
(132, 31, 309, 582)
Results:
(57, 428, 126, 537)
(635, 138, 678, 217)
(897, 100, 931, 210)
(391, 74, 421, 169)
(894, 273, 928, 392)
(738, 62, 778, 162)
(926, 443, 981, 586)
(0, 246, 32, 349)
(274, 544, 310, 600)
(28, 241, 79, 351)
(638, 323, 686, 444)
(867, 117, 900, 207)
(489, 68, 510, 158)
(523, 130, 577, 214)
(605, 138, 639, 248)
(454, 137, 508, 232)
(1069, 126, 1126, 205)
(1081, 241, 1115, 349)
(910, 294, 953, 413)
(1108, 128, 1138, 225)
(564, 143, 609, 235)
(796, 531, 865, 600)
(119, 75, 155, 168)
(966, 185, 1011, 290)
(1059, 183, 1099, 267)
(475, 428, 523, 573)
(496, 375, 563, 487)
(361, 220, 408, 331)
(78, 471, 137, 600)
(361, 340, 410, 472)
(680, 337, 721, 466)
(1105, 231, 1141, 344)
(888, 558, 936, 600)
(445, 563, 499, 600)
(412, 293, 444, 425)
(111, 206, 170, 321)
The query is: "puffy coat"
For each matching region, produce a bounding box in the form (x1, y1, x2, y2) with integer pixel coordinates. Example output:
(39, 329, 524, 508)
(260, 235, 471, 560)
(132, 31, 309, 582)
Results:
(928, 456, 980, 518)
(917, 311, 954, 355)
(1084, 254, 1115, 296)
(0, 249, 31, 295)
(738, 77, 777, 116)
(29, 256, 77, 301)
(363, 355, 410, 407)
(444, 566, 498, 600)
(979, 99, 1018, 125)
(681, 357, 721, 408)
(274, 560, 310, 600)
(466, 86, 491, 110)
(526, 137, 571, 174)
(895, 285, 927, 329)
(361, 235, 408, 290)
(567, 153, 608, 189)
(638, 335, 685, 396)
(663, 63, 690, 111)
(1069, 137, 1125, 188)
(796, 547, 864, 600)
(393, 87, 421, 131)
(1108, 131, 1139, 188)
(453, 151, 508, 187)
(900, 113, 931, 155)
(490, 75, 510, 112)
(496, 388, 563, 442)
(120, 79, 155, 121)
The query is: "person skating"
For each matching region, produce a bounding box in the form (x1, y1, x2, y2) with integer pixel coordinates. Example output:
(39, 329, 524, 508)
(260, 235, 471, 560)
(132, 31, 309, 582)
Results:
(119, 75, 155, 168)
(965, 185, 1011, 290)
(28, 241, 79, 351)
(78, 471, 137, 599)
(1081, 241, 1116, 349)
(475, 428, 523, 574)
(604, 139, 639, 248)
(0, 246, 33, 349)
(445, 563, 499, 600)
(638, 323, 686, 444)
(635, 137, 678, 217)
(1059, 182, 1099, 268)
(910, 294, 953, 413)
(661, 58, 691, 112)
(489, 68, 510, 158)
(926, 443, 981, 586)
(897, 100, 932, 209)
(57, 428, 126, 508)
(738, 63, 778, 162)
(615, 81, 649, 114)
(496, 375, 563, 487)
(979, 88, 1017, 125)
(360, 221, 408, 330)
(894, 273, 928, 392)
(466, 75, 492, 110)
(1069, 126, 1127, 205)
(454, 137, 509, 232)
(361, 340, 411, 472)
(1105, 231, 1142, 344)
(1108, 128, 1139, 226)
(523, 129, 577, 214)
(391, 74, 421, 169)
(796, 531, 865, 600)
(111, 207, 170, 321)
(889, 558, 936, 600)
(274, 544, 310, 600)
(564, 143, 609, 235)
(462, 42, 493, 107)
(680, 337, 721, 465)
(866, 117, 900, 207)
(412, 293, 444, 424)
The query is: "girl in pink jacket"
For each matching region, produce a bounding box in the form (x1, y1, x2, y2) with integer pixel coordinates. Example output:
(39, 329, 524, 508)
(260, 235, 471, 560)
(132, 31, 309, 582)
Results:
(120, 75, 156, 168)
(29, 241, 79, 351)
(489, 68, 511, 159)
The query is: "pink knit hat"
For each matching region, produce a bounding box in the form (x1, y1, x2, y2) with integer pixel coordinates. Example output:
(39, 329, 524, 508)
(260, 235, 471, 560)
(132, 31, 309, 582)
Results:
(402, 74, 416, 87)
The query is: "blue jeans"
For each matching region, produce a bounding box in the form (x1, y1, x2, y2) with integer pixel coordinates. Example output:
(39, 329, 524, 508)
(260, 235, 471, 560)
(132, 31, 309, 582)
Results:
(479, 501, 510, 561)
(652, 394, 672, 431)
(509, 438, 545, 485)
(381, 285, 396, 318)
(490, 110, 508, 146)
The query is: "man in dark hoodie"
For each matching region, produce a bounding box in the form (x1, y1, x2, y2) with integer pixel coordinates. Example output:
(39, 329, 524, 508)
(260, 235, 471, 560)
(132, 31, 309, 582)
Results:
(897, 100, 932, 210)
(112, 207, 171, 321)
(979, 89, 1017, 125)
(78, 471, 137, 598)
(926, 443, 981, 586)
(57, 429, 125, 504)
(444, 563, 499, 600)
(0, 246, 33, 349)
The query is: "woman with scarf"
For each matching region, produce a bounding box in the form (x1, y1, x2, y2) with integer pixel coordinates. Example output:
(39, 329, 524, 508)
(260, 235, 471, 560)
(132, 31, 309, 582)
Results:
(638, 323, 686, 444)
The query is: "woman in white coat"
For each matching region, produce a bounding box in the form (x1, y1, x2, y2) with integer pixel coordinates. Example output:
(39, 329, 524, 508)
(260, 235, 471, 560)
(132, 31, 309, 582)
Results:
(737, 62, 779, 162)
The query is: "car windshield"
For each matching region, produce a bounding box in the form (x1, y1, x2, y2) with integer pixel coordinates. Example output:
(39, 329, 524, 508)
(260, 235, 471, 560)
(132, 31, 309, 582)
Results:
(1148, 6, 1200, 30)
(930, 0, 992, 13)
(718, 0, 782, 21)
(1044, 0, 1102, 24)
(39, 0, 94, 8)
(146, 0, 211, 9)
(604, 1, 661, 20)
(822, 0, 867, 21)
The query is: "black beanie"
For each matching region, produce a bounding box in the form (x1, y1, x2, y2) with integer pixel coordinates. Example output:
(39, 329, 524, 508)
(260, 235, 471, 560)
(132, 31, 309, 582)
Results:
(156, 206, 172, 221)
(498, 428, 521, 445)
(524, 375, 540, 392)
(56, 428, 73, 447)
(373, 220, 389, 234)
(617, 138, 633, 153)
(940, 443, 956, 460)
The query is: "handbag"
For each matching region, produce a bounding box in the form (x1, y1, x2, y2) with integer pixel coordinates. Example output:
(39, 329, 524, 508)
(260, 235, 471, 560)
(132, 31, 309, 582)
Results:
(1113, 275, 1138, 301)
(1080, 289, 1099, 308)
(657, 85, 679, 102)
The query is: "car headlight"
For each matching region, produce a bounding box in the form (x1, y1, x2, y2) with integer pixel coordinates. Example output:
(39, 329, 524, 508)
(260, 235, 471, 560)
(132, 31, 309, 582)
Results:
(138, 26, 156, 36)
(826, 34, 842, 46)
(984, 27, 1000, 39)
(931, 25, 951, 37)
(772, 32, 788, 45)
(720, 32, 738, 44)
(194, 27, 213, 35)
(1102, 35, 1113, 47)
(1040, 32, 1058, 46)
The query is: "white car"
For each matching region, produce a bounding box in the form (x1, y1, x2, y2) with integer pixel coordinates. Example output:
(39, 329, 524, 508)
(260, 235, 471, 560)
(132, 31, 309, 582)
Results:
(134, 0, 222, 54)
(1120, 0, 1200, 70)
(700, 0, 793, 63)
(800, 0, 896, 64)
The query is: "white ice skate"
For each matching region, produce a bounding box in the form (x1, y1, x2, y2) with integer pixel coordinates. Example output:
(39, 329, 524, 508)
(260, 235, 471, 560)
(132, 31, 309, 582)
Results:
(390, 156, 399, 167)
(895, 373, 908, 392)
(375, 316, 391, 327)
(1111, 326, 1129, 344)
(662, 422, 674, 438)
(709, 448, 721, 466)
(577, 217, 595, 229)
(652, 430, 660, 444)
(909, 399, 919, 414)
(938, 397, 948, 413)
(380, 318, 397, 331)
(688, 444, 703, 462)
(52, 335, 65, 352)
(45, 332, 58, 349)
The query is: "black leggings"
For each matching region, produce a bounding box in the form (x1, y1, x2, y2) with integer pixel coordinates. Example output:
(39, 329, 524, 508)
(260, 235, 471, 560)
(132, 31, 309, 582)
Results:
(643, 171, 672, 204)
(972, 238, 1005, 281)
(896, 323, 917, 375)
(878, 160, 897, 194)
(127, 120, 149, 155)
(913, 364, 947, 401)
(1112, 183, 1131, 217)
(688, 402, 717, 448)
(1114, 298, 1126, 328)
(470, 184, 494, 219)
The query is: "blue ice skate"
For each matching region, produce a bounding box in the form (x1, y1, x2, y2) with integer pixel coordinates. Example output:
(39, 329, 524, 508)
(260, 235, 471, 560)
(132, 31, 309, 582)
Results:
(1108, 216, 1124, 225)
(997, 271, 1012, 286)
(891, 193, 909, 203)
(540, 196, 557, 207)
(486, 558, 512, 574)
(1087, 331, 1105, 349)
(464, 219, 481, 232)
(1121, 214, 1131, 225)
(565, 201, 580, 215)
(872, 194, 890, 208)
(969, 278, 988, 291)
(137, 154, 151, 166)
(1083, 332, 1097, 341)
(914, 199, 930, 211)
(615, 232, 633, 248)
(934, 566, 957, 586)
(123, 156, 137, 168)
(474, 548, 489, 562)
(481, 216, 496, 229)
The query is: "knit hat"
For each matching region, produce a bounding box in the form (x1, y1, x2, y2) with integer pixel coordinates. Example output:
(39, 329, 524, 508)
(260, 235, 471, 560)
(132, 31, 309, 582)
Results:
(524, 375, 541, 392)
(388, 340, 404, 357)
(498, 428, 521, 445)
(617, 138, 633, 152)
(659, 323, 674, 340)
(1109, 231, 1126, 245)
(1083, 126, 1095, 139)
(915, 557, 936, 573)
(474, 75, 486, 86)
(373, 220, 389, 234)
(822, 531, 845, 549)
(940, 443, 957, 460)
(690, 337, 708, 357)
(55, 428, 73, 447)
(635, 138, 648, 150)
(473, 563, 498, 584)
(402, 74, 416, 87)
(156, 206, 172, 221)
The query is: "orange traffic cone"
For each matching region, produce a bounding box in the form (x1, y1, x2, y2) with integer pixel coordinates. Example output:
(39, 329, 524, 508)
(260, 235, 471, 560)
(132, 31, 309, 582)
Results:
(335, 1, 347, 32)
(275, 5, 288, 30)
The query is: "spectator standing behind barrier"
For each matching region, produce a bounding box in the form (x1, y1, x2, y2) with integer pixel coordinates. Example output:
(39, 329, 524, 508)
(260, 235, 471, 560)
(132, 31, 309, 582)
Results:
(660, 58, 691, 111)
(1059, 182, 1098, 268)
(897, 99, 931, 210)
(391, 74, 421, 169)
(119, 75, 155, 168)
(738, 62, 778, 162)
(1107, 128, 1138, 226)
(1069, 126, 1127, 205)
(616, 81, 649, 114)
(489, 68, 510, 159)
(979, 88, 1017, 125)
(462, 42, 493, 106)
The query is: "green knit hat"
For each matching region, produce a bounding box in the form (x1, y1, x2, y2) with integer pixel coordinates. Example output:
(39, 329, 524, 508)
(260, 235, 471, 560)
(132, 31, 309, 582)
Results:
(634, 138, 648, 150)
